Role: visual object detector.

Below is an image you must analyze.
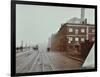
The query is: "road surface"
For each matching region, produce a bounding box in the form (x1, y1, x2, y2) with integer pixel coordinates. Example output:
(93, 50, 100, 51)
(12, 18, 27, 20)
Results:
(16, 48, 82, 73)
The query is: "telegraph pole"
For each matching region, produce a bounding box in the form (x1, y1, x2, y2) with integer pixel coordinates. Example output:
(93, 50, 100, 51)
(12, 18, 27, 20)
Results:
(21, 40, 23, 52)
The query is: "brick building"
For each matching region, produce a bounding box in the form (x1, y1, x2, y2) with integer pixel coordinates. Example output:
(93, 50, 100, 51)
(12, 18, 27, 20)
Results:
(65, 23, 95, 45)
(50, 19, 95, 61)
(50, 21, 95, 50)
(49, 8, 95, 61)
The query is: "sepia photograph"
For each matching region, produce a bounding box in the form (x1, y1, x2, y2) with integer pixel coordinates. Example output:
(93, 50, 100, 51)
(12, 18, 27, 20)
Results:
(11, 1, 97, 76)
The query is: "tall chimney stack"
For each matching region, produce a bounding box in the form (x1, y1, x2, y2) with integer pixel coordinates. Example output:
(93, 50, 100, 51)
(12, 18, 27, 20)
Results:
(81, 8, 85, 24)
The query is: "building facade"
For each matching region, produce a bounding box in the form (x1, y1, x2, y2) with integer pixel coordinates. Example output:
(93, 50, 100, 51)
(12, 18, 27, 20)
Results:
(50, 22, 95, 61)
(65, 23, 95, 45)
(50, 8, 95, 61)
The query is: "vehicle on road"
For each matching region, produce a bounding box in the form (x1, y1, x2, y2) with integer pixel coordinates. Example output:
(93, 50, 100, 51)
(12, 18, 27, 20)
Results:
(47, 47, 50, 52)
(33, 45, 38, 50)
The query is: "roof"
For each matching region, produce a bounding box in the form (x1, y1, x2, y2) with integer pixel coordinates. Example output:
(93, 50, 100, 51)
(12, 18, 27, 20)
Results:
(67, 17, 81, 24)
(65, 23, 95, 27)
(65, 17, 95, 26)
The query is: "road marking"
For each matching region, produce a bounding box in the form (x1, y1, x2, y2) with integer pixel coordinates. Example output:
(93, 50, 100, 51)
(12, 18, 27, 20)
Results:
(42, 51, 54, 71)
(16, 50, 39, 73)
(29, 51, 41, 72)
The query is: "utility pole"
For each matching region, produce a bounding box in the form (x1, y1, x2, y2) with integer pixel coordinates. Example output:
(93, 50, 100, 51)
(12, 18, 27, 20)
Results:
(21, 40, 23, 52)
(25, 43, 27, 50)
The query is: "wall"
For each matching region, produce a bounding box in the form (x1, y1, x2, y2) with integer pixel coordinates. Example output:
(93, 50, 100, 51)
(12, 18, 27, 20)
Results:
(0, 0, 99, 77)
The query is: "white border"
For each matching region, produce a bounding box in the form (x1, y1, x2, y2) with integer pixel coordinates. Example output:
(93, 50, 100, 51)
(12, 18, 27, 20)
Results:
(0, 0, 99, 77)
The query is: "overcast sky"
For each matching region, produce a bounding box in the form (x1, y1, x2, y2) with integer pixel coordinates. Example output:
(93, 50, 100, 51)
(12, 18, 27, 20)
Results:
(16, 4, 95, 46)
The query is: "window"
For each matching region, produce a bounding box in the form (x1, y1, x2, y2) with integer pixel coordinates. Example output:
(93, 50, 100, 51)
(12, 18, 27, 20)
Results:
(75, 29, 78, 34)
(68, 37, 73, 43)
(69, 37, 73, 41)
(75, 37, 79, 41)
(81, 38, 85, 42)
(68, 40, 71, 43)
(69, 28, 73, 32)
(81, 29, 85, 33)
(92, 29, 95, 33)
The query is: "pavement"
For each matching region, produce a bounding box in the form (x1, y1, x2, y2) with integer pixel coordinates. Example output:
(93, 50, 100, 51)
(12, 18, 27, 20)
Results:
(47, 51, 83, 71)
(16, 49, 83, 73)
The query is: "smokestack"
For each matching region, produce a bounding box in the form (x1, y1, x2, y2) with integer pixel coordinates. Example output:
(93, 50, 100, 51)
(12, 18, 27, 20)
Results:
(81, 8, 85, 24)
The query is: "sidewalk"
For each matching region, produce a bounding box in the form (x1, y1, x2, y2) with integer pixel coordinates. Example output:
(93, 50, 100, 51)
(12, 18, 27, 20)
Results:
(60, 51, 84, 62)
(47, 51, 83, 71)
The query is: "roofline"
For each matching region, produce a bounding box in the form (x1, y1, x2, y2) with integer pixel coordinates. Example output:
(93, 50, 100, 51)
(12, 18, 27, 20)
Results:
(63, 23, 95, 26)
